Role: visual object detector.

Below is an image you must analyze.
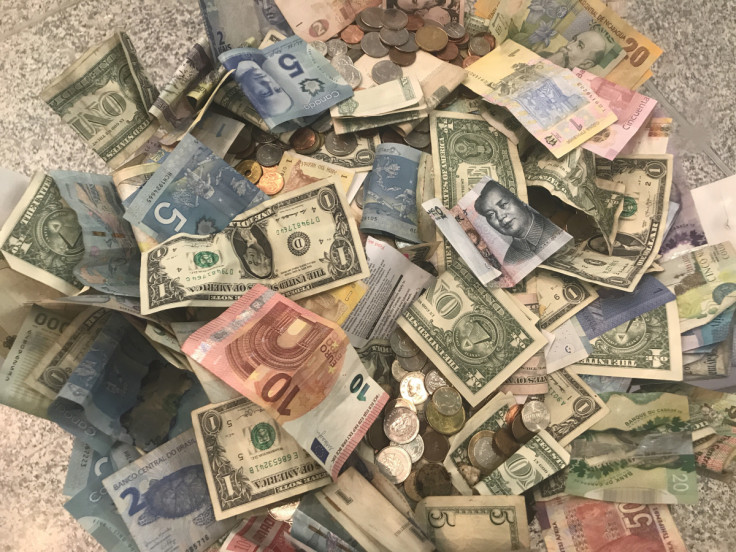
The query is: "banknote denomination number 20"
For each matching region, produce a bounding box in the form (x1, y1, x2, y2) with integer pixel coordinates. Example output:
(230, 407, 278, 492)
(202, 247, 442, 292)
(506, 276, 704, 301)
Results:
(278, 54, 304, 78)
(154, 202, 187, 231)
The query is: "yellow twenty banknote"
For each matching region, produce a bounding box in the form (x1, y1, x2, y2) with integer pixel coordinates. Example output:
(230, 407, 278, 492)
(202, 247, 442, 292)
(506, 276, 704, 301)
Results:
(464, 40, 617, 158)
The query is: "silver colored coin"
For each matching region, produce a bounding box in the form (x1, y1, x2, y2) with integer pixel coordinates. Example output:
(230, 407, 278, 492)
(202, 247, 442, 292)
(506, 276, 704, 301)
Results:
(404, 129, 431, 149)
(325, 131, 358, 156)
(391, 359, 410, 383)
(521, 400, 551, 432)
(269, 499, 300, 521)
(382, 8, 409, 30)
(331, 53, 353, 68)
(392, 434, 425, 463)
(360, 7, 385, 28)
(346, 47, 364, 64)
(327, 38, 348, 58)
(469, 36, 492, 56)
(334, 62, 362, 89)
(361, 32, 389, 58)
(444, 21, 466, 40)
(386, 397, 417, 414)
(424, 369, 449, 395)
(395, 34, 419, 53)
(400, 371, 429, 405)
(390, 329, 420, 358)
(253, 129, 277, 143)
(379, 27, 410, 47)
(384, 406, 420, 444)
(310, 40, 328, 56)
(375, 446, 412, 484)
(432, 386, 463, 416)
(255, 143, 283, 167)
(397, 351, 430, 373)
(371, 59, 403, 84)
(414, 118, 430, 133)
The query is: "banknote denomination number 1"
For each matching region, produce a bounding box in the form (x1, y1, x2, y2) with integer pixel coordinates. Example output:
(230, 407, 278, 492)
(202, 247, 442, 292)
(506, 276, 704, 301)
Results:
(154, 202, 187, 231)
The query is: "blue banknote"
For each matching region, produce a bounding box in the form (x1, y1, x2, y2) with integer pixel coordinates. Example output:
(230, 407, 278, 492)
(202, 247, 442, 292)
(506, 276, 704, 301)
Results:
(124, 133, 267, 241)
(48, 313, 195, 454)
(576, 275, 676, 340)
(51, 171, 141, 297)
(103, 430, 235, 552)
(360, 143, 422, 243)
(220, 35, 353, 130)
(681, 304, 736, 351)
(64, 439, 141, 552)
(291, 494, 365, 552)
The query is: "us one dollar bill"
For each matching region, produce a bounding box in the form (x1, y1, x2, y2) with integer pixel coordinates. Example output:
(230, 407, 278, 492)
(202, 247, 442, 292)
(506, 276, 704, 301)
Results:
(0, 172, 85, 295)
(182, 286, 388, 479)
(220, 36, 353, 130)
(444, 392, 517, 494)
(398, 268, 547, 407)
(40, 32, 159, 168)
(523, 145, 625, 252)
(543, 369, 610, 447)
(141, 181, 368, 314)
(566, 430, 698, 504)
(25, 307, 111, 400)
(52, 170, 142, 297)
(474, 430, 570, 495)
(430, 111, 528, 273)
(125, 133, 268, 242)
(655, 241, 736, 333)
(103, 429, 235, 552)
(331, 77, 422, 119)
(534, 270, 598, 332)
(0, 305, 73, 418)
(570, 301, 683, 381)
(415, 496, 530, 552)
(191, 396, 330, 520)
(541, 154, 673, 291)
(311, 132, 380, 172)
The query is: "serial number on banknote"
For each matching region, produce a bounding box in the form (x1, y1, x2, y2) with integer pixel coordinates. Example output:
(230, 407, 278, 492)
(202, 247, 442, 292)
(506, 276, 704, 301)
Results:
(249, 452, 301, 473)
(185, 535, 210, 552)
(186, 269, 236, 281)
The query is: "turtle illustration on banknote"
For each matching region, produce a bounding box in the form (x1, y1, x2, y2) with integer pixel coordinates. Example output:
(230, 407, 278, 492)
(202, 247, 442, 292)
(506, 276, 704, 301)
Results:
(136, 464, 215, 527)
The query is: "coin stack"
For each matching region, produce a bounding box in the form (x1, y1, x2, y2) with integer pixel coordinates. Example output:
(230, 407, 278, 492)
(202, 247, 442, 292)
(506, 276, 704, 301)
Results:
(230, 127, 291, 195)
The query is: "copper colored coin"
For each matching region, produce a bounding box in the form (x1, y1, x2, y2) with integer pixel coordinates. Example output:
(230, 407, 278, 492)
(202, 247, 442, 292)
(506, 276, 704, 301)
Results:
(403, 471, 423, 502)
(416, 463, 453, 497)
(462, 54, 481, 68)
(289, 127, 317, 152)
(436, 41, 459, 61)
(415, 26, 448, 53)
(340, 25, 365, 44)
(422, 428, 450, 462)
(450, 32, 470, 46)
(492, 425, 520, 458)
(256, 171, 284, 195)
(406, 14, 425, 31)
(389, 47, 417, 67)
(234, 159, 262, 183)
(483, 33, 497, 50)
(504, 403, 523, 426)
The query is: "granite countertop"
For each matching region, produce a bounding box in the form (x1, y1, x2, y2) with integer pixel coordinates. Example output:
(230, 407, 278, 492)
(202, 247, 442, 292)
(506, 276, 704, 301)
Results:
(0, 0, 734, 550)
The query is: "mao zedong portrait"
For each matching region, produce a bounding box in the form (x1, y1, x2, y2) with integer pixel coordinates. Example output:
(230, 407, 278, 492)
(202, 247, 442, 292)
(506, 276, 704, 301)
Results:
(474, 179, 558, 264)
(234, 60, 293, 118)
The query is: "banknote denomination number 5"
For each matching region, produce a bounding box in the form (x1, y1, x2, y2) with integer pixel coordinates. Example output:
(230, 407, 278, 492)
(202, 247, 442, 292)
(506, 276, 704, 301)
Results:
(154, 202, 187, 231)
(427, 509, 456, 528)
(119, 487, 146, 517)
(278, 54, 304, 78)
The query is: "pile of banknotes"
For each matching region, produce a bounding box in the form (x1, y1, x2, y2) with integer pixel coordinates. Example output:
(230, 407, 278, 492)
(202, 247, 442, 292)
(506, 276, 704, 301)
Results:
(3, 0, 736, 550)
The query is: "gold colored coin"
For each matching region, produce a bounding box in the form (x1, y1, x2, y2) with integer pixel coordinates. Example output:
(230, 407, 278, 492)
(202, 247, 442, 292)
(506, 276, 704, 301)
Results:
(425, 399, 465, 435)
(467, 430, 502, 474)
(235, 159, 263, 183)
(415, 26, 448, 53)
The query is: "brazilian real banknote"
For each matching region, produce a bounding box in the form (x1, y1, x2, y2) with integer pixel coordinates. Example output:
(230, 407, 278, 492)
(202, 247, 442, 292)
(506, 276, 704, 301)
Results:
(103, 429, 236, 552)
(541, 154, 673, 291)
(220, 35, 353, 130)
(191, 396, 330, 520)
(40, 32, 159, 168)
(51, 171, 141, 297)
(360, 143, 422, 244)
(398, 267, 547, 407)
(124, 133, 268, 241)
(0, 172, 85, 295)
(140, 181, 369, 314)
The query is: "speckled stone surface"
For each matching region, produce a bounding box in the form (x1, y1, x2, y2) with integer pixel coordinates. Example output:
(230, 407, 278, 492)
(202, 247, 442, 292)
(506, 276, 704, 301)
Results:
(0, 1, 734, 550)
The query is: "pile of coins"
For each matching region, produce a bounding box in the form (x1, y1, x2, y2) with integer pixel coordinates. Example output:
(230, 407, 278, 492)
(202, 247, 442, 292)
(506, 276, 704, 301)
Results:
(307, 7, 497, 92)
(364, 327, 552, 501)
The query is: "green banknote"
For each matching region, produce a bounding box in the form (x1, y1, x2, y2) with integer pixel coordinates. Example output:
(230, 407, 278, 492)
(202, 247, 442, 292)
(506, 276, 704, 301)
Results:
(590, 392, 691, 432)
(534, 269, 598, 332)
(429, 110, 528, 272)
(565, 430, 698, 504)
(541, 155, 672, 291)
(40, 32, 159, 168)
(398, 268, 547, 407)
(569, 301, 683, 381)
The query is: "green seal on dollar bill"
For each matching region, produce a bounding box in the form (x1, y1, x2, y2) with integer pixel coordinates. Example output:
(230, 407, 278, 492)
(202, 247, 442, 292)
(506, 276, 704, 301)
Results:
(194, 251, 220, 268)
(251, 422, 276, 450)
